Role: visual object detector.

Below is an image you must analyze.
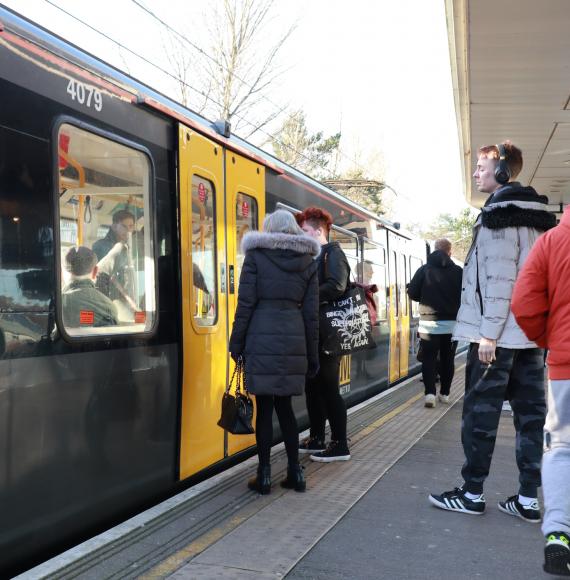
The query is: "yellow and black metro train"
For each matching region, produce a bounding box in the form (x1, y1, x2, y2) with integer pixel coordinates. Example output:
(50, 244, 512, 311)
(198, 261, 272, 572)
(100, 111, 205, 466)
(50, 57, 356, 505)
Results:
(0, 7, 428, 574)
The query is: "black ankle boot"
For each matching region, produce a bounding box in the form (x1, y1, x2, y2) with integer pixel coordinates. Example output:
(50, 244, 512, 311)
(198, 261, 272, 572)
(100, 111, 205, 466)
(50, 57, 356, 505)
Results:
(248, 465, 271, 494)
(280, 463, 306, 492)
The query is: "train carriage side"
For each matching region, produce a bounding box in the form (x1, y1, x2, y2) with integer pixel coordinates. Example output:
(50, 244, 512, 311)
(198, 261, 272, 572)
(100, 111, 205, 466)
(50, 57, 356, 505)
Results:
(0, 17, 183, 573)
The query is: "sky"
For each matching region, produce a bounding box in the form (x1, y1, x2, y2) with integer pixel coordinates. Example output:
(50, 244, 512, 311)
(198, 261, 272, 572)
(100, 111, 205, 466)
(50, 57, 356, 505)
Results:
(2, 0, 470, 227)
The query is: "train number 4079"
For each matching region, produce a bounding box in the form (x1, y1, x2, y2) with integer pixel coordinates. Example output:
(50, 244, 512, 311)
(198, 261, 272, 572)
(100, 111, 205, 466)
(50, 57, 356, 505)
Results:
(66, 79, 103, 111)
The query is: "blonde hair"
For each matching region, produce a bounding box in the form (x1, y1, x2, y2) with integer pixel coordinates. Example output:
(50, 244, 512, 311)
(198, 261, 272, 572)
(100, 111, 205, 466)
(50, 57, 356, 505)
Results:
(263, 210, 303, 235)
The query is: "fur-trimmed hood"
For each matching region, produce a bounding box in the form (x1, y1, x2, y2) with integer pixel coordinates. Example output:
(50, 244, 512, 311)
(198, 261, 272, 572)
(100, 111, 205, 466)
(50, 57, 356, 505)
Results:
(480, 183, 557, 231)
(241, 231, 320, 256)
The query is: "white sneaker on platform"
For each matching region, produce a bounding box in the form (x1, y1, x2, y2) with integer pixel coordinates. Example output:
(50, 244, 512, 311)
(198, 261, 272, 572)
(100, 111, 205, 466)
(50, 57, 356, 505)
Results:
(425, 394, 436, 408)
(438, 394, 450, 404)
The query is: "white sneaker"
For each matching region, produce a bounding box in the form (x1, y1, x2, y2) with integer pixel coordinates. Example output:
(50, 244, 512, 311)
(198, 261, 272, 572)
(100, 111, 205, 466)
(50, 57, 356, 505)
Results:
(425, 394, 436, 408)
(438, 394, 450, 404)
(502, 401, 512, 412)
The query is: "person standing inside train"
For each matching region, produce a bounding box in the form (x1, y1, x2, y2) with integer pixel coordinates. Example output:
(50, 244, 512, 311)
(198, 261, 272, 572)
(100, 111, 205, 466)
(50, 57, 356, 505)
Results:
(407, 238, 463, 407)
(511, 206, 570, 576)
(429, 141, 556, 521)
(92, 209, 136, 306)
(229, 210, 320, 494)
(295, 207, 352, 462)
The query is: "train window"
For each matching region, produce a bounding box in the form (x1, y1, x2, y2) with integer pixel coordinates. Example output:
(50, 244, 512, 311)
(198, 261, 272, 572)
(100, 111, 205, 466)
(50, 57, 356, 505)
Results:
(390, 250, 398, 316)
(409, 256, 424, 318)
(360, 239, 387, 320)
(330, 227, 358, 279)
(57, 123, 155, 337)
(191, 175, 217, 326)
(399, 253, 408, 316)
(235, 193, 258, 282)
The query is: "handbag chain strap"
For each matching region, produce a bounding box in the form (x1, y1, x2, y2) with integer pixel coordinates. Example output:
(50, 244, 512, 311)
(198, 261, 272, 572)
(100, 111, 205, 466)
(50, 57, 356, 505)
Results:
(225, 356, 249, 395)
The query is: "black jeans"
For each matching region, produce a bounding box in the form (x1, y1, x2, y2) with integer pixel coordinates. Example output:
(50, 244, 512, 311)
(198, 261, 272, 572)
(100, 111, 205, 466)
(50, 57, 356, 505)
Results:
(255, 395, 299, 467)
(461, 343, 546, 496)
(419, 333, 457, 396)
(305, 353, 347, 442)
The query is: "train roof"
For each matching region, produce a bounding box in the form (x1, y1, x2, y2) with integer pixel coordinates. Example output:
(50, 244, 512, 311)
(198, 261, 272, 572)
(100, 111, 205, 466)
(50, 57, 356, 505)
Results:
(0, 5, 401, 233)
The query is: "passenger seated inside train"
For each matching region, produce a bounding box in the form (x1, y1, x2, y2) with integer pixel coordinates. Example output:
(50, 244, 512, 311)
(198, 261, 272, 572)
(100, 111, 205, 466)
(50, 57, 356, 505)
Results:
(62, 246, 118, 328)
(93, 209, 137, 315)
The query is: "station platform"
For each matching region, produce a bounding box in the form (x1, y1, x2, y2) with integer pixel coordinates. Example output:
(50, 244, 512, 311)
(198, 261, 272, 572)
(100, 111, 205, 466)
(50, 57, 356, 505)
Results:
(17, 356, 548, 580)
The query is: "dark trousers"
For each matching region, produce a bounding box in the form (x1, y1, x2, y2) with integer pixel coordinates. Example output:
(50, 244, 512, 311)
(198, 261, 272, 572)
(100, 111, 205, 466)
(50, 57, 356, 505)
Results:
(461, 343, 546, 497)
(255, 395, 299, 467)
(305, 353, 347, 442)
(419, 333, 457, 396)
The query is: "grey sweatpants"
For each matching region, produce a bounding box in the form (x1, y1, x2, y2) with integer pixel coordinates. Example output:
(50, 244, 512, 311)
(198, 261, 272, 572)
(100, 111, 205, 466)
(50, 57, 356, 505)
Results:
(542, 379, 570, 536)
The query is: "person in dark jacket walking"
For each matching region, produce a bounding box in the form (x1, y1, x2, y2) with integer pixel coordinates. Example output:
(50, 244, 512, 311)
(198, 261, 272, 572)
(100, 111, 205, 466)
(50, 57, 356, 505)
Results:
(229, 210, 320, 494)
(295, 207, 352, 462)
(408, 238, 463, 407)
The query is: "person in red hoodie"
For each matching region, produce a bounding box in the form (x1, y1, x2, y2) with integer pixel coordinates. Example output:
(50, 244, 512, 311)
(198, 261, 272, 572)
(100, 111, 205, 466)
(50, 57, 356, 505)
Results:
(511, 207, 570, 577)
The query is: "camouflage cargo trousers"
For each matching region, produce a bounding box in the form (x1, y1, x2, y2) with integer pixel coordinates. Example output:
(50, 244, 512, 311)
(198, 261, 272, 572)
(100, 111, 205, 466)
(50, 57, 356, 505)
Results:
(461, 343, 546, 497)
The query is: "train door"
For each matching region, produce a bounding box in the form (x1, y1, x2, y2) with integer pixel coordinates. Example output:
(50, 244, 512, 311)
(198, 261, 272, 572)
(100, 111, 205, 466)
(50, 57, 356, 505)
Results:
(388, 247, 400, 382)
(398, 252, 410, 376)
(178, 126, 228, 479)
(225, 152, 265, 456)
(387, 233, 410, 382)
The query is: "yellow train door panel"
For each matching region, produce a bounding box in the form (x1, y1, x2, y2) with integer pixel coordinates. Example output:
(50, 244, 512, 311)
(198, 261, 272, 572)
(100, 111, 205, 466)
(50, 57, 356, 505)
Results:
(225, 151, 265, 456)
(178, 126, 228, 479)
(388, 248, 400, 383)
(398, 253, 410, 378)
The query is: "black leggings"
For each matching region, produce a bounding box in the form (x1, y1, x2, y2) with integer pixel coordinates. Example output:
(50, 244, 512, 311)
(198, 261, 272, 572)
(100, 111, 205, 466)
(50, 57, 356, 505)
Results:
(305, 354, 347, 442)
(255, 395, 299, 467)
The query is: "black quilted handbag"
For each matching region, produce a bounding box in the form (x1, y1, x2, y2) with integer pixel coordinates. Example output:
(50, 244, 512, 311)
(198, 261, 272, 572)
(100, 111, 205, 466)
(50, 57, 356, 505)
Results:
(217, 357, 254, 435)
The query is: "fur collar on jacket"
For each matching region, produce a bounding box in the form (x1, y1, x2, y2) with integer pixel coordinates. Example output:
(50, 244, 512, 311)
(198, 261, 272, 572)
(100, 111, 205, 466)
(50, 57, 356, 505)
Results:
(481, 200, 557, 231)
(241, 231, 321, 257)
(480, 183, 557, 231)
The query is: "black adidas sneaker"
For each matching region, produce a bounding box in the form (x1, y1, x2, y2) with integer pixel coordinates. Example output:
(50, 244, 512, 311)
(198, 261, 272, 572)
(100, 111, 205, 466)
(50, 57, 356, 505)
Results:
(497, 495, 541, 523)
(429, 487, 486, 515)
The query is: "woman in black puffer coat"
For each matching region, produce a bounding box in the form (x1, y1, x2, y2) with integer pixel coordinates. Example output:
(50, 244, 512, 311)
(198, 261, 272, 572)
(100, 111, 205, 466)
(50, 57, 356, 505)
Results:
(229, 210, 320, 494)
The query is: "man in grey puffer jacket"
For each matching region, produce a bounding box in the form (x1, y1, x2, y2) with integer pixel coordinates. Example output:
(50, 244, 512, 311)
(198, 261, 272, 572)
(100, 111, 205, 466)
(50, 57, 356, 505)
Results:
(429, 141, 556, 522)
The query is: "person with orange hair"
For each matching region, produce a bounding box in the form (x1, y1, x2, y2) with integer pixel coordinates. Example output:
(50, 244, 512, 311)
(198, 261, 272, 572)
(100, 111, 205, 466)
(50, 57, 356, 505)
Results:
(296, 207, 351, 462)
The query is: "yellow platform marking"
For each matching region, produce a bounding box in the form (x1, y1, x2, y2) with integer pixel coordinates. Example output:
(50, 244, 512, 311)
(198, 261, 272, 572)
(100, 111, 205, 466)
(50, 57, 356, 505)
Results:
(138, 493, 279, 579)
(354, 392, 423, 441)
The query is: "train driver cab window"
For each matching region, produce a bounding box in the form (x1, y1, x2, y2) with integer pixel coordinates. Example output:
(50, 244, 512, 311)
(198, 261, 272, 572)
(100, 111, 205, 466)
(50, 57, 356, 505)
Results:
(235, 193, 258, 282)
(57, 123, 155, 337)
(191, 176, 217, 326)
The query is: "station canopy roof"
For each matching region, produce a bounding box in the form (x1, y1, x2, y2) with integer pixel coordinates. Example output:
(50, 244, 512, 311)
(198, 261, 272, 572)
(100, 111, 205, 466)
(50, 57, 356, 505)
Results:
(446, 0, 570, 210)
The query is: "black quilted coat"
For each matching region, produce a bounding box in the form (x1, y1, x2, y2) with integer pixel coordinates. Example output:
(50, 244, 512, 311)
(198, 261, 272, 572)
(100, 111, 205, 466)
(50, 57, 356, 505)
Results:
(229, 231, 320, 396)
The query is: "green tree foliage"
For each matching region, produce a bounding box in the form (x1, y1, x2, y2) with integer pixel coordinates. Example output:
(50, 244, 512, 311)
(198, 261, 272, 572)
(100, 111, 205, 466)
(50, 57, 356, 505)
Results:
(414, 208, 478, 262)
(271, 110, 341, 180)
